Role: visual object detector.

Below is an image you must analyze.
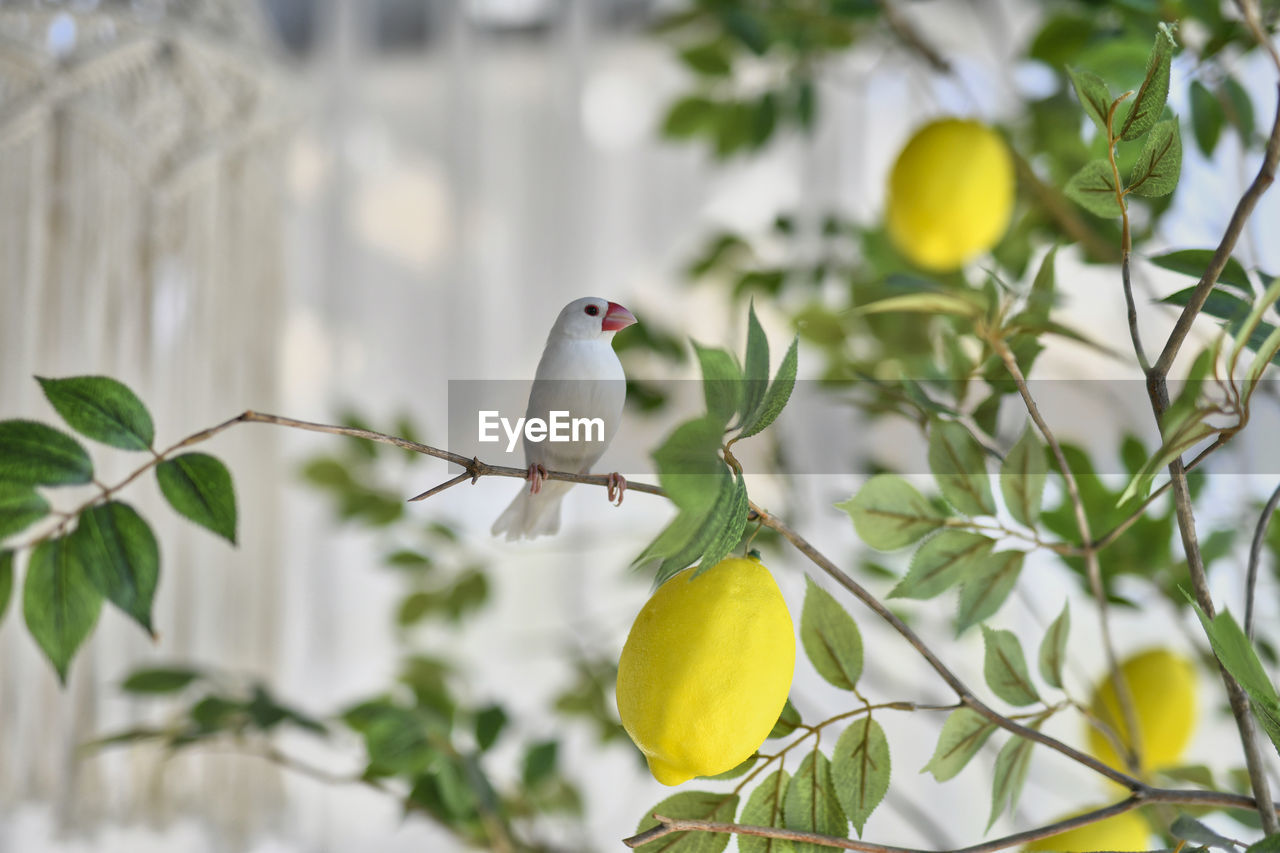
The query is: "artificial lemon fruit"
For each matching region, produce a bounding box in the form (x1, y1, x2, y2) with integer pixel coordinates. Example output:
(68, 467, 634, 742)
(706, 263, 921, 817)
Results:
(1023, 808, 1151, 852)
(886, 118, 1015, 271)
(1086, 648, 1197, 774)
(616, 556, 795, 786)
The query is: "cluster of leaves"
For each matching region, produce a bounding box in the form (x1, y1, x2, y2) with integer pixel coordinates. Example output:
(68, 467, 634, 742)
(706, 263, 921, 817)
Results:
(635, 302, 798, 583)
(0, 375, 236, 682)
(656, 1, 879, 158)
(94, 412, 623, 851)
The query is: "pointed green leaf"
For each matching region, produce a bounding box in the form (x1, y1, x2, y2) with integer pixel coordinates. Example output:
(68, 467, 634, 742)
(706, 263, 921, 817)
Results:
(654, 415, 729, 512)
(856, 293, 981, 319)
(737, 334, 798, 441)
(1118, 27, 1174, 141)
(988, 733, 1036, 829)
(1246, 835, 1280, 853)
(741, 301, 771, 428)
(739, 770, 794, 853)
(23, 535, 103, 684)
(928, 420, 995, 516)
(0, 550, 12, 625)
(832, 718, 890, 835)
(956, 551, 1025, 635)
(690, 471, 749, 579)
(837, 475, 947, 550)
(1022, 246, 1057, 325)
(693, 342, 743, 424)
(801, 577, 863, 690)
(634, 791, 739, 853)
(121, 667, 202, 693)
(1066, 67, 1111, 134)
(1127, 119, 1182, 198)
(1190, 79, 1224, 157)
(703, 753, 757, 781)
(37, 376, 154, 451)
(1038, 602, 1071, 689)
(982, 626, 1040, 706)
(1170, 815, 1238, 850)
(783, 751, 848, 853)
(922, 708, 998, 781)
(769, 699, 802, 739)
(155, 453, 238, 544)
(662, 96, 718, 139)
(1150, 250, 1252, 294)
(73, 501, 159, 634)
(1224, 75, 1255, 140)
(1000, 426, 1047, 527)
(890, 531, 994, 600)
(0, 482, 50, 540)
(0, 420, 93, 487)
(1065, 160, 1123, 218)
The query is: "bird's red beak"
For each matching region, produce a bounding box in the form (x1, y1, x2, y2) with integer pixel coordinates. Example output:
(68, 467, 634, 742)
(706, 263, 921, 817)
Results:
(602, 301, 637, 332)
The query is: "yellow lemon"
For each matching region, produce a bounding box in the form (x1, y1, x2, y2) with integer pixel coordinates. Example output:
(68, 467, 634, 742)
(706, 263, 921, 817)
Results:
(885, 118, 1015, 271)
(616, 556, 795, 786)
(1086, 649, 1197, 774)
(1023, 809, 1151, 852)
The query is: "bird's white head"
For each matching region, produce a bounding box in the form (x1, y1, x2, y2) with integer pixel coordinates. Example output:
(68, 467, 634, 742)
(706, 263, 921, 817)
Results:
(551, 297, 637, 341)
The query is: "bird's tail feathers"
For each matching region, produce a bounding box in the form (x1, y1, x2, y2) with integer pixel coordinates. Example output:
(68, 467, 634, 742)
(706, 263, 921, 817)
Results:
(491, 481, 574, 540)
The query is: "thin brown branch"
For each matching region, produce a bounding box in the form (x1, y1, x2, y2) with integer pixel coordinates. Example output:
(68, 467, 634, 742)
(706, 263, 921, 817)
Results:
(875, 0, 950, 74)
(988, 336, 1142, 773)
(1153, 83, 1280, 376)
(1246, 482, 1280, 639)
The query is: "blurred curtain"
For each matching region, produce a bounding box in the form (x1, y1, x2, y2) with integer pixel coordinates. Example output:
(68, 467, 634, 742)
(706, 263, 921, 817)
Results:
(0, 0, 289, 842)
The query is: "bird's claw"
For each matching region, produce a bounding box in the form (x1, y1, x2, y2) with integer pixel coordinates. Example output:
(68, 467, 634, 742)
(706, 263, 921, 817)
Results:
(607, 472, 627, 506)
(527, 464, 548, 495)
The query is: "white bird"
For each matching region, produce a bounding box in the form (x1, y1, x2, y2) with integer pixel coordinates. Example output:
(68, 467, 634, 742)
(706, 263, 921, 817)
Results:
(491, 296, 637, 540)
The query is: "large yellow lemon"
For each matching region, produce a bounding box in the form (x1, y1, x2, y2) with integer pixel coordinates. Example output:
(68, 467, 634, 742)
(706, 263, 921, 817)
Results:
(886, 118, 1015, 271)
(1086, 649, 1197, 774)
(616, 556, 795, 786)
(1023, 809, 1151, 852)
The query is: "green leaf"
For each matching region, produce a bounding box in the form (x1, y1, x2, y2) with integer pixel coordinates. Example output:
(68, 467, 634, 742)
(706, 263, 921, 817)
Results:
(1190, 79, 1224, 157)
(1000, 426, 1047, 527)
(522, 739, 558, 786)
(1065, 160, 1123, 218)
(0, 482, 50, 540)
(981, 626, 1040, 706)
(693, 471, 749, 577)
(739, 770, 794, 853)
(922, 708, 998, 781)
(1127, 119, 1182, 198)
(703, 753, 758, 781)
(121, 667, 202, 693)
(988, 734, 1036, 829)
(37, 376, 154, 451)
(0, 420, 93, 487)
(889, 531, 994, 600)
(1170, 815, 1237, 850)
(783, 751, 848, 853)
(1066, 67, 1112, 134)
(654, 416, 728, 512)
(663, 96, 718, 139)
(634, 791, 739, 853)
(1022, 246, 1058, 325)
(1188, 602, 1280, 757)
(928, 420, 995, 517)
(832, 718, 890, 835)
(1151, 250, 1253, 294)
(1246, 835, 1280, 853)
(955, 551, 1025, 635)
(0, 550, 12, 625)
(694, 342, 743, 424)
(474, 705, 507, 752)
(1224, 75, 1255, 141)
(645, 470, 743, 585)
(1118, 27, 1174, 141)
(1038, 602, 1071, 689)
(155, 453, 237, 544)
(769, 699, 802, 739)
(679, 41, 733, 76)
(741, 301, 771, 428)
(801, 577, 863, 690)
(856, 293, 981, 319)
(23, 535, 103, 684)
(736, 334, 798, 441)
(73, 501, 159, 634)
(837, 475, 947, 551)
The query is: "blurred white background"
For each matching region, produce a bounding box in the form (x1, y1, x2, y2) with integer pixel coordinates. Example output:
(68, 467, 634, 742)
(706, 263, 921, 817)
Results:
(2, 0, 1280, 851)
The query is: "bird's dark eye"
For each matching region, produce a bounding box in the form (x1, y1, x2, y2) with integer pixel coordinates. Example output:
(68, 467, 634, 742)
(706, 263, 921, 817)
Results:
(585, 305, 600, 316)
